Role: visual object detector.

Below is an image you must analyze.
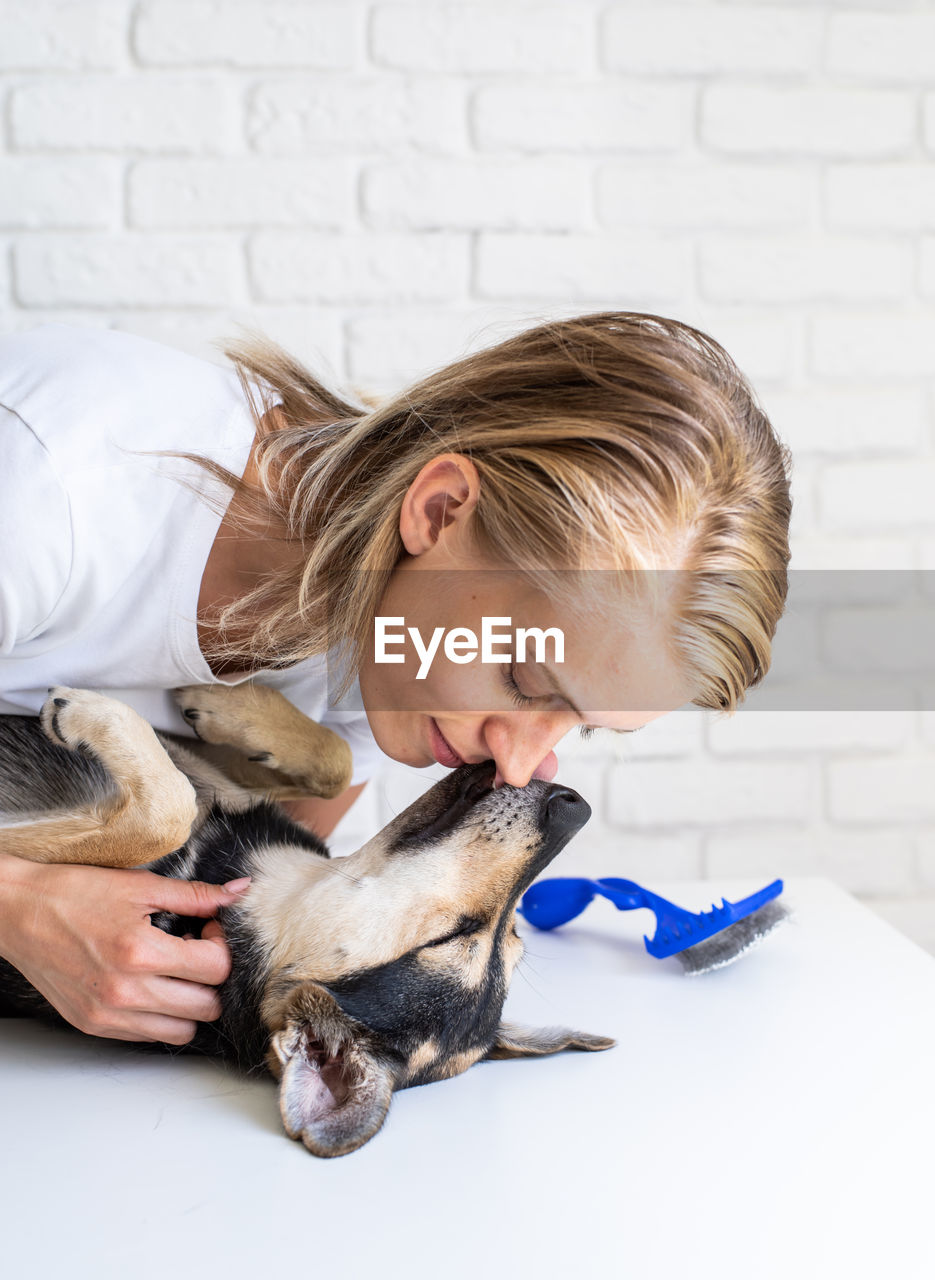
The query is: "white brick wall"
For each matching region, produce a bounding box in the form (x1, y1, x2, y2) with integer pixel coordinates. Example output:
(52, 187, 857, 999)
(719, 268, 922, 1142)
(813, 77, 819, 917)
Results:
(248, 231, 469, 302)
(602, 7, 824, 75)
(10, 78, 239, 151)
(133, 2, 358, 70)
(3, 0, 935, 949)
(0, 1, 127, 71)
(476, 231, 690, 300)
(362, 158, 593, 229)
(370, 6, 594, 74)
(701, 86, 916, 156)
(128, 158, 354, 227)
(597, 162, 813, 229)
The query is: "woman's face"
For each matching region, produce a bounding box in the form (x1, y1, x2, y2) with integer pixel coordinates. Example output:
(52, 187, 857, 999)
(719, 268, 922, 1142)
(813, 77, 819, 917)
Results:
(357, 452, 693, 787)
(358, 562, 691, 788)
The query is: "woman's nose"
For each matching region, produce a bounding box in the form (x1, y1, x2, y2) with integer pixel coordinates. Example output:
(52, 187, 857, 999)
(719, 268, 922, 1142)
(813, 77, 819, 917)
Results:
(482, 712, 571, 788)
(491, 747, 559, 789)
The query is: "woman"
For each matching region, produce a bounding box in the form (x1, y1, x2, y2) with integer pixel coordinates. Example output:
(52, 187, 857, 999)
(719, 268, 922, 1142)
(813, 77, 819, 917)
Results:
(0, 310, 792, 1047)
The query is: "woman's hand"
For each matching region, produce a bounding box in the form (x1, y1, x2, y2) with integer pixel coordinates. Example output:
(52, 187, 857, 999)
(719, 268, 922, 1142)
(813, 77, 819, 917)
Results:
(0, 852, 251, 1045)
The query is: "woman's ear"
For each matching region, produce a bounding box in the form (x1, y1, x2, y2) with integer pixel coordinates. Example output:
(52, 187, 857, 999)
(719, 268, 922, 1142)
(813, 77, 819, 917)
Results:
(399, 452, 481, 558)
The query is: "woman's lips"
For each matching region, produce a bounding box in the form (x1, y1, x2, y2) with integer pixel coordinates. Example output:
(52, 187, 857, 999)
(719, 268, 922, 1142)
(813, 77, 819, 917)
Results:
(428, 717, 467, 768)
(427, 720, 560, 783)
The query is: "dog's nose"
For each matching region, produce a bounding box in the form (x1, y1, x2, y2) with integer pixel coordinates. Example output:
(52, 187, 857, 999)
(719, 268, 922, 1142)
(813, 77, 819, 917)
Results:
(543, 784, 591, 836)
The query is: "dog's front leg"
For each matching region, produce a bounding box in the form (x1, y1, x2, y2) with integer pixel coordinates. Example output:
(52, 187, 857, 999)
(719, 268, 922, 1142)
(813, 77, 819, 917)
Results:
(173, 684, 353, 799)
(0, 688, 197, 867)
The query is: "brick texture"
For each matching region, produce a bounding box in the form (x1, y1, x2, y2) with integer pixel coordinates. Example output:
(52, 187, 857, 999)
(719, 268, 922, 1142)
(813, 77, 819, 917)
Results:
(10, 78, 238, 153)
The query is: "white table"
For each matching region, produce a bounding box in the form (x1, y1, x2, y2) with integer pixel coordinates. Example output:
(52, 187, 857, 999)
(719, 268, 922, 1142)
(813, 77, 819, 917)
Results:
(2, 877, 934, 1280)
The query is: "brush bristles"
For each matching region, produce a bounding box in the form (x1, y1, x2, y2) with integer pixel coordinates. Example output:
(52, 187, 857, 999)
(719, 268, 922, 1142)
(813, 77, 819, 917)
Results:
(675, 899, 790, 976)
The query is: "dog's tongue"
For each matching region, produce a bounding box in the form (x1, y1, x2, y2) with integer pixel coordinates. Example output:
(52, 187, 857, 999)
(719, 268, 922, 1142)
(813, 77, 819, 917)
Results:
(493, 751, 558, 788)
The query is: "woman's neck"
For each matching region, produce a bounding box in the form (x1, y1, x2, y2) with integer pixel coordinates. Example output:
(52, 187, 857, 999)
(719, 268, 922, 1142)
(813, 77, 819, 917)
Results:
(197, 426, 301, 679)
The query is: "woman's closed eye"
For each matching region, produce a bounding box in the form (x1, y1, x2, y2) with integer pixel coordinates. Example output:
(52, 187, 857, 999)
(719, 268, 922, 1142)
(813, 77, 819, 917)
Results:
(499, 661, 596, 740)
(500, 660, 538, 708)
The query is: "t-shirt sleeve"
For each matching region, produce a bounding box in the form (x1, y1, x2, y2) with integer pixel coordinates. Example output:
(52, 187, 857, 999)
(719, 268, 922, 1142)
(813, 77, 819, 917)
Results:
(0, 407, 74, 654)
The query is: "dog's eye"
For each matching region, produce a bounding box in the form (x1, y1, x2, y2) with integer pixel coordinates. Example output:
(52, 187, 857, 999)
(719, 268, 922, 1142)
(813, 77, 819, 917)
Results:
(424, 918, 483, 948)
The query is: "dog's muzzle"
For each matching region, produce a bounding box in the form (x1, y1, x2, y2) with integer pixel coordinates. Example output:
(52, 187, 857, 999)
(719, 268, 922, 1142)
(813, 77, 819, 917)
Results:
(396, 760, 591, 851)
(455, 760, 591, 840)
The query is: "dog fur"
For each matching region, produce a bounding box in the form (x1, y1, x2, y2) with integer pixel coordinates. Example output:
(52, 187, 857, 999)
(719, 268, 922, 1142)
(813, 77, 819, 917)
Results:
(0, 684, 613, 1157)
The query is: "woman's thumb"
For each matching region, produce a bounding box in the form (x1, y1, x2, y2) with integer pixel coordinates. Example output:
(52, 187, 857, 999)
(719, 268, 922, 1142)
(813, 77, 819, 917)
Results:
(143, 874, 252, 917)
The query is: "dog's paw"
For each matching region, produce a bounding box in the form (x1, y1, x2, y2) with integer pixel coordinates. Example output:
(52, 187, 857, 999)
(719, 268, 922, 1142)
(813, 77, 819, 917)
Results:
(172, 683, 353, 796)
(40, 687, 125, 751)
(172, 685, 280, 758)
(173, 685, 221, 740)
(40, 686, 77, 747)
(295, 732, 354, 798)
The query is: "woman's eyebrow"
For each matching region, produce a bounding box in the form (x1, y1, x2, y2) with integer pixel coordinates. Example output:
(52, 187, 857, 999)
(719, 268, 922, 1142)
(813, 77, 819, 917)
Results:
(537, 661, 640, 732)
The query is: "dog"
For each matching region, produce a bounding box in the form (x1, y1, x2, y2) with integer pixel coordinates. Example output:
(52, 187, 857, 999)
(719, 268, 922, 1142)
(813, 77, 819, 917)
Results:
(0, 683, 613, 1157)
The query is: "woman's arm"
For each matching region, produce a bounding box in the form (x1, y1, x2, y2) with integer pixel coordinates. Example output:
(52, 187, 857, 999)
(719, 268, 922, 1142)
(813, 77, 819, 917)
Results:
(279, 780, 369, 839)
(0, 849, 250, 1043)
(0, 776, 368, 1038)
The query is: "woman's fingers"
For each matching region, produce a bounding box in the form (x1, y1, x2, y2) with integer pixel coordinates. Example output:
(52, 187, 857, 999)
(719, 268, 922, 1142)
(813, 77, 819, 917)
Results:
(149, 929, 232, 988)
(129, 1018, 199, 1047)
(143, 975, 223, 1025)
(133, 871, 252, 918)
(0, 859, 249, 1046)
(84, 1012, 200, 1047)
(200, 918, 226, 945)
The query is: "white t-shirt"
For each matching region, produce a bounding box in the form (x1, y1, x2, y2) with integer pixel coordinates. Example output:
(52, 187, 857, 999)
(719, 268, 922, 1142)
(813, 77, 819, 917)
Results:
(0, 321, 385, 787)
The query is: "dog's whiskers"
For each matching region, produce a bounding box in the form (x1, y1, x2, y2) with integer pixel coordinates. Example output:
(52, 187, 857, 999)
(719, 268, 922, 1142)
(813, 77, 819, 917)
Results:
(315, 857, 362, 886)
(513, 955, 547, 1002)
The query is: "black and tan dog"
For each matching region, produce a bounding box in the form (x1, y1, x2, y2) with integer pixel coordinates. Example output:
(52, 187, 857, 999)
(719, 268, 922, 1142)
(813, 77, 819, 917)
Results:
(0, 683, 612, 1157)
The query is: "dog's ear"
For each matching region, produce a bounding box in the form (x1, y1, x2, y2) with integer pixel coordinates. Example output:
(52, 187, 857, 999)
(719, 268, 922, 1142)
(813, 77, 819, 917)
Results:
(484, 1022, 615, 1060)
(268, 984, 397, 1158)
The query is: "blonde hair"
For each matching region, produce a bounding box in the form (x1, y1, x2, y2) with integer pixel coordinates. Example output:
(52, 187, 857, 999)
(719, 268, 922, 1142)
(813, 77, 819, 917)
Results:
(187, 311, 792, 714)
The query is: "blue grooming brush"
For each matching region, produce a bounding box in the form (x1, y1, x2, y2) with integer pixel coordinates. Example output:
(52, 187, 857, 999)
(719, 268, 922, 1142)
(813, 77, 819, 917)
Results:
(518, 876, 787, 975)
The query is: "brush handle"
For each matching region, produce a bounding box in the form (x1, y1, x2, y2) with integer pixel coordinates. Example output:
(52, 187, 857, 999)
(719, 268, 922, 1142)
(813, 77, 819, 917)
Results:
(590, 879, 646, 911)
